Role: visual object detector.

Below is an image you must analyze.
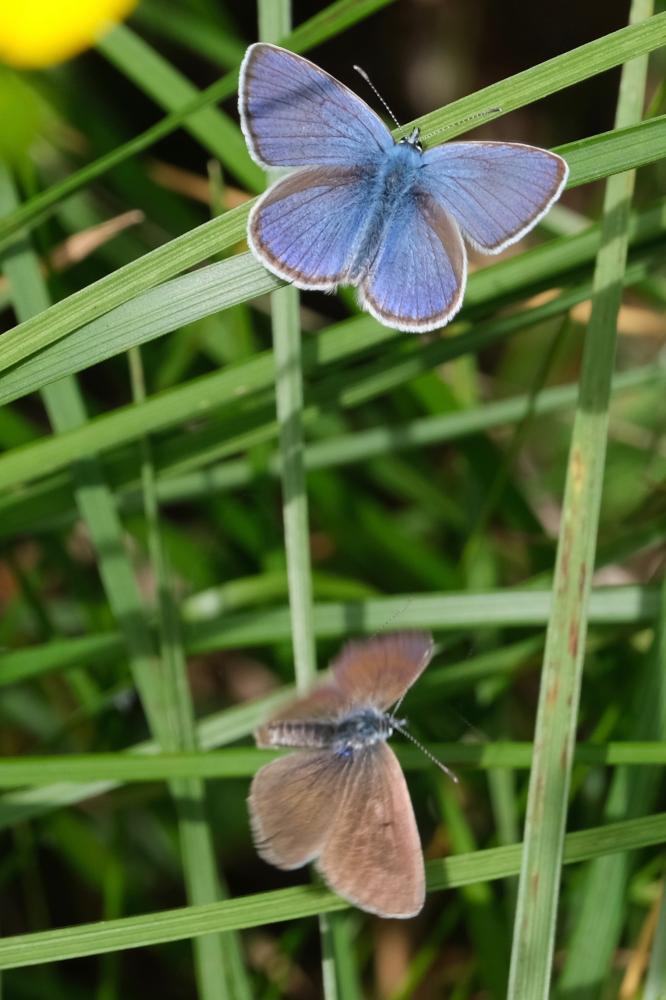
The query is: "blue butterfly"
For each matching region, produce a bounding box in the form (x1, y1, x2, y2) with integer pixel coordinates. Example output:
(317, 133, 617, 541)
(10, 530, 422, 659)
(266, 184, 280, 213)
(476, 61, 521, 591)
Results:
(239, 44, 568, 334)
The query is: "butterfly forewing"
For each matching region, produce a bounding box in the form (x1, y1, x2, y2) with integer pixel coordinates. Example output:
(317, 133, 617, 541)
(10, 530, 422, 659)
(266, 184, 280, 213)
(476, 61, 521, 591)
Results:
(331, 631, 434, 711)
(239, 43, 392, 168)
(318, 742, 425, 918)
(248, 750, 349, 869)
(421, 141, 568, 253)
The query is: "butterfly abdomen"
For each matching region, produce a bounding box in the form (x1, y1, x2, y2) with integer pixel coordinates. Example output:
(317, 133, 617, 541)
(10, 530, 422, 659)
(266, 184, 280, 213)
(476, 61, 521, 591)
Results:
(263, 708, 393, 751)
(262, 720, 338, 748)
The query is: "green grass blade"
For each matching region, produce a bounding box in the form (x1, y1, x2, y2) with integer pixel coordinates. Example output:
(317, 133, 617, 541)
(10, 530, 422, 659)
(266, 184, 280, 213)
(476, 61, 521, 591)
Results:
(0, 339, 661, 540)
(0, 111, 662, 381)
(437, 785, 509, 997)
(506, 2, 654, 996)
(403, 12, 666, 140)
(286, 0, 395, 52)
(0, 168, 249, 998)
(146, 360, 664, 502)
(0, 583, 654, 701)
(559, 113, 666, 186)
(0, 813, 664, 970)
(258, 0, 325, 989)
(0, 0, 397, 248)
(259, 0, 316, 690)
(643, 579, 666, 1000)
(127, 348, 250, 1000)
(0, 247, 660, 499)
(0, 188, 663, 413)
(0, 166, 168, 748)
(557, 545, 666, 996)
(4, 739, 666, 787)
(97, 25, 263, 192)
(266, 279, 317, 688)
(133, 2, 246, 68)
(644, 882, 666, 999)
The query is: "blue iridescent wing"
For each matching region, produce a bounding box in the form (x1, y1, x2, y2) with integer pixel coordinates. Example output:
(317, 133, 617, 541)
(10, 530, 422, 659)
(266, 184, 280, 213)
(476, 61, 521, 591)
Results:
(421, 142, 568, 254)
(358, 191, 466, 333)
(248, 165, 377, 289)
(239, 43, 393, 168)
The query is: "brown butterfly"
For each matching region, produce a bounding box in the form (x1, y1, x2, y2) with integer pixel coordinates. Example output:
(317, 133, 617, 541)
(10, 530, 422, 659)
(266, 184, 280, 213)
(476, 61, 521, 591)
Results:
(248, 632, 438, 918)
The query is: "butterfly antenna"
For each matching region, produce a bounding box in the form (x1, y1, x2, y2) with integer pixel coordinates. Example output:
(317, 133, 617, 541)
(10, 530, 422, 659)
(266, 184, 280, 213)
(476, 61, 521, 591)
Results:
(369, 597, 414, 649)
(422, 106, 502, 142)
(391, 719, 459, 784)
(389, 693, 407, 721)
(353, 65, 401, 128)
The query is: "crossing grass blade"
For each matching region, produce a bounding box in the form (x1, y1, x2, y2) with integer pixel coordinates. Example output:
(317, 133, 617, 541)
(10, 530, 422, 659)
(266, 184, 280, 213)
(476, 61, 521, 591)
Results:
(0, 249, 661, 498)
(128, 347, 251, 999)
(0, 168, 252, 1000)
(0, 586, 659, 837)
(3, 737, 666, 786)
(0, 813, 665, 971)
(97, 25, 263, 192)
(556, 541, 666, 997)
(0, 190, 663, 414)
(507, 1, 655, 996)
(0, 0, 399, 249)
(0, 110, 663, 381)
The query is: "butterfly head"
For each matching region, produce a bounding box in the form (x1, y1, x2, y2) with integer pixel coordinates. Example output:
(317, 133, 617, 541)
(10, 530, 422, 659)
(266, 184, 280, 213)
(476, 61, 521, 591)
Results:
(399, 127, 423, 153)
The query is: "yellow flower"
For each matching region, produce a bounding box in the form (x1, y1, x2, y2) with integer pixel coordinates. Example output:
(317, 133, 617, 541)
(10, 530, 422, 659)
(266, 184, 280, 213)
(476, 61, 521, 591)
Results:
(0, 0, 137, 69)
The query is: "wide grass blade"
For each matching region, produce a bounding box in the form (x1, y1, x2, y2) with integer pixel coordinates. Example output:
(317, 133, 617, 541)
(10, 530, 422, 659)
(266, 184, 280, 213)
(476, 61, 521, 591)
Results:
(0, 168, 252, 999)
(0, 814, 664, 971)
(97, 25, 263, 192)
(506, 1, 654, 996)
(128, 347, 250, 1000)
(256, 0, 329, 994)
(0, 110, 663, 382)
(558, 547, 666, 997)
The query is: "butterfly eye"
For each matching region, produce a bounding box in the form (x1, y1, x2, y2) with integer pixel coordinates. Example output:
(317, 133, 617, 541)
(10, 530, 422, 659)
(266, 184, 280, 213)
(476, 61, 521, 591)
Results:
(399, 127, 423, 152)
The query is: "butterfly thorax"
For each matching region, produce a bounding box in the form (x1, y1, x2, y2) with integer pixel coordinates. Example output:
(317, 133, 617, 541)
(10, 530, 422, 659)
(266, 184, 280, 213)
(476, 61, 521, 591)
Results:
(348, 140, 424, 281)
(264, 707, 393, 755)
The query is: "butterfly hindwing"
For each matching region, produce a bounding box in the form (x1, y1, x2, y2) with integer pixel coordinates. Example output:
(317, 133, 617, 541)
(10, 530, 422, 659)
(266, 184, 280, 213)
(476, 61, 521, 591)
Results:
(421, 141, 568, 253)
(318, 743, 425, 918)
(359, 190, 466, 332)
(239, 43, 393, 168)
(248, 750, 349, 869)
(248, 165, 378, 289)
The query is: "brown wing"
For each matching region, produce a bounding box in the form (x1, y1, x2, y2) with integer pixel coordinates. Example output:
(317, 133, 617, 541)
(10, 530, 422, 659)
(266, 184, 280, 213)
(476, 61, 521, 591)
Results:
(254, 685, 350, 747)
(317, 742, 425, 918)
(330, 631, 434, 711)
(248, 751, 348, 869)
